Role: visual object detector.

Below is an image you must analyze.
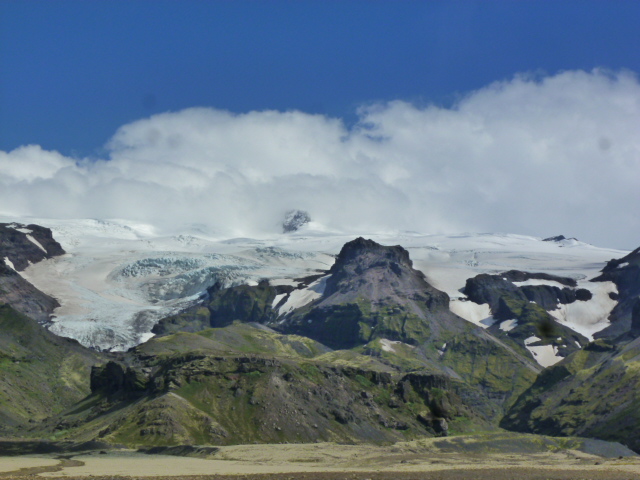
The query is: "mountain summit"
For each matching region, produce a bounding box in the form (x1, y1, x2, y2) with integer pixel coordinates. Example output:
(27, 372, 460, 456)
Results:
(279, 237, 469, 349)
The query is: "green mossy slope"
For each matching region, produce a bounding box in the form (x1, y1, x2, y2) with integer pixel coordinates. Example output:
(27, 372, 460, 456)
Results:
(502, 337, 640, 452)
(0, 304, 102, 429)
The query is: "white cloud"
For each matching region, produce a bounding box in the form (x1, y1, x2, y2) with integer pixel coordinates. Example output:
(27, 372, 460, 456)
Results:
(1, 69, 639, 248)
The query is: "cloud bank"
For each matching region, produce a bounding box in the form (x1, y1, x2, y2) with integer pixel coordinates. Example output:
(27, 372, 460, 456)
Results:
(1, 70, 639, 249)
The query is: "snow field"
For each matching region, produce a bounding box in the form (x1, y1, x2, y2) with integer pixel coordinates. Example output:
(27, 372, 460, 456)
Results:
(2, 217, 628, 352)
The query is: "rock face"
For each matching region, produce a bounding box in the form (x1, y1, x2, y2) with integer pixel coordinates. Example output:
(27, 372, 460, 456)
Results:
(592, 246, 640, 340)
(0, 262, 60, 325)
(279, 237, 470, 349)
(0, 224, 66, 324)
(282, 210, 311, 233)
(0, 223, 65, 271)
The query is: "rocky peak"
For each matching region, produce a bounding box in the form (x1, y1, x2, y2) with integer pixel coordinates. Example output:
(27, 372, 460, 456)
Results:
(282, 210, 311, 233)
(332, 237, 412, 270)
(323, 238, 418, 299)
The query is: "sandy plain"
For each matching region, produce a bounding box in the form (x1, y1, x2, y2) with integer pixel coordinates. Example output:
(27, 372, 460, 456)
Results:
(0, 439, 639, 480)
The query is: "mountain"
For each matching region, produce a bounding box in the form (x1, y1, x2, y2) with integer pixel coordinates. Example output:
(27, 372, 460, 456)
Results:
(154, 237, 541, 414)
(5, 218, 622, 355)
(277, 237, 469, 349)
(1, 217, 638, 453)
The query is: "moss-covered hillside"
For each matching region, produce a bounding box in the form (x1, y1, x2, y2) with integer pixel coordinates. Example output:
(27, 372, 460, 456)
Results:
(0, 304, 102, 429)
(502, 337, 640, 452)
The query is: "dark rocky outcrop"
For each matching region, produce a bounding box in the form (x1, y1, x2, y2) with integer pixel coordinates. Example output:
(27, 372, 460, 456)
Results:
(282, 210, 311, 233)
(0, 223, 65, 271)
(0, 262, 60, 325)
(592, 246, 640, 341)
(464, 270, 579, 313)
(0, 223, 65, 324)
(153, 280, 294, 336)
(463, 270, 589, 357)
(543, 235, 578, 243)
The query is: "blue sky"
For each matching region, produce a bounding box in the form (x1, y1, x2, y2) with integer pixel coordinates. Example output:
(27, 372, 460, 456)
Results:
(1, 1, 640, 248)
(2, 0, 639, 156)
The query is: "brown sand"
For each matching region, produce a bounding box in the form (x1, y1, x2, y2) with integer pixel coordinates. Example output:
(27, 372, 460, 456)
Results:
(0, 440, 638, 479)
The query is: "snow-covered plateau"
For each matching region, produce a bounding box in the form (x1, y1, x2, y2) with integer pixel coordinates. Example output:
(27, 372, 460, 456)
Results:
(1, 217, 627, 358)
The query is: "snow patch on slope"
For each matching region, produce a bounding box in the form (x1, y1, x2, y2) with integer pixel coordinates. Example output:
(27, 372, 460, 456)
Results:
(499, 319, 518, 332)
(25, 234, 47, 253)
(548, 281, 618, 340)
(3, 257, 16, 271)
(449, 297, 492, 328)
(278, 275, 331, 316)
(524, 336, 564, 368)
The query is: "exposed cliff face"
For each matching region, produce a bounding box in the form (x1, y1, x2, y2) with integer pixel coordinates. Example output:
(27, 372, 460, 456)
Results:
(0, 262, 60, 325)
(593, 247, 640, 340)
(0, 223, 65, 271)
(0, 223, 66, 324)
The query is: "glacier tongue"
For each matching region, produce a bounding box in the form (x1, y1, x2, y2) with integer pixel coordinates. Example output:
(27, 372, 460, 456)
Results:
(12, 218, 629, 352)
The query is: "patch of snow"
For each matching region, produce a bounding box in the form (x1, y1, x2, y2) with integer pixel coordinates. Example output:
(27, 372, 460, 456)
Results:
(617, 262, 629, 269)
(278, 275, 331, 315)
(380, 338, 415, 353)
(380, 338, 397, 353)
(524, 336, 540, 346)
(3, 257, 16, 271)
(26, 234, 47, 253)
(272, 293, 287, 308)
(138, 332, 155, 343)
(499, 319, 518, 332)
(512, 279, 569, 289)
(449, 297, 492, 327)
(524, 336, 564, 368)
(269, 278, 300, 287)
(548, 281, 618, 340)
